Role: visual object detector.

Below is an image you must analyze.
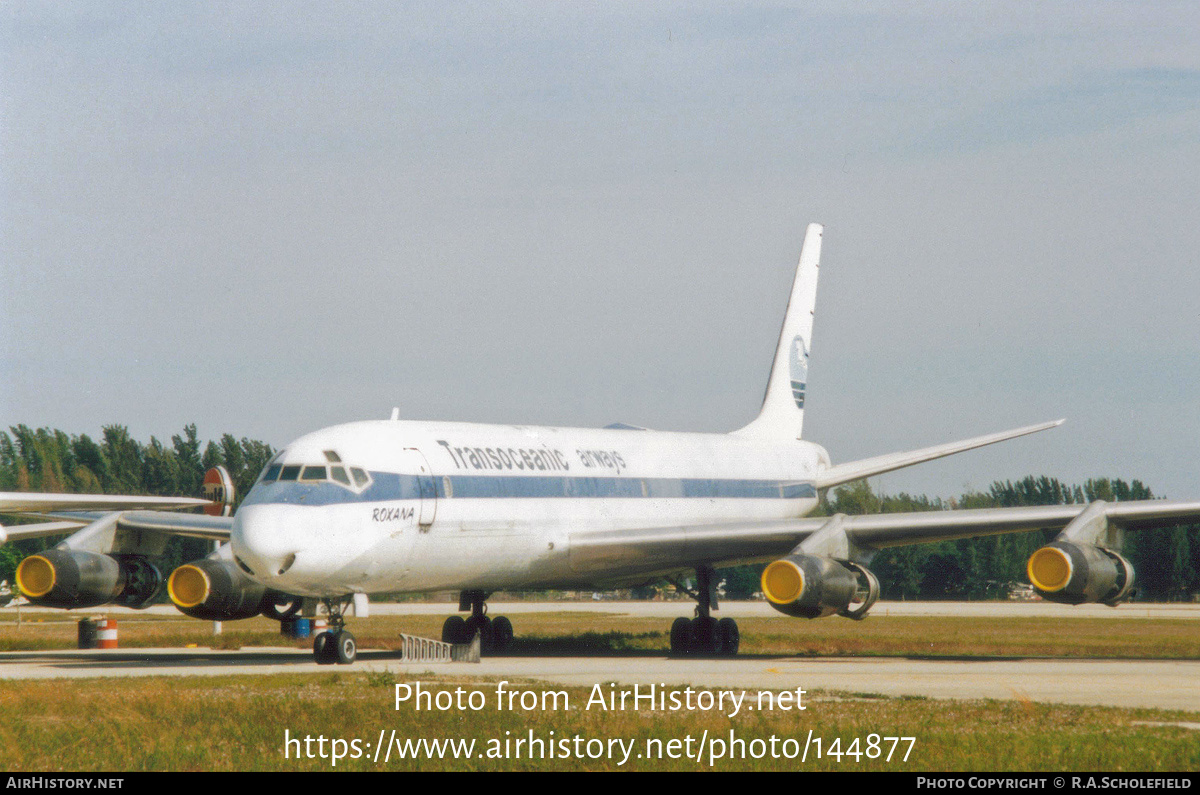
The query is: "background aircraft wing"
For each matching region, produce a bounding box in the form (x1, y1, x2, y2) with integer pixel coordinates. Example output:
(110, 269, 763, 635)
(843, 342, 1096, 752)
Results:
(0, 520, 91, 542)
(0, 492, 229, 546)
(567, 498, 1200, 580)
(0, 492, 210, 513)
(1, 510, 231, 549)
(113, 511, 232, 541)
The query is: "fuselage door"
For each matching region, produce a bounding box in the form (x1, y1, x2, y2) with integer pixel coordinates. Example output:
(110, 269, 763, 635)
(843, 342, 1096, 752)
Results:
(399, 448, 437, 531)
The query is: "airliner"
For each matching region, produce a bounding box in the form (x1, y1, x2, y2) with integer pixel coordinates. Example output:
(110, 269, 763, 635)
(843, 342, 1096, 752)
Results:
(4, 223, 1199, 665)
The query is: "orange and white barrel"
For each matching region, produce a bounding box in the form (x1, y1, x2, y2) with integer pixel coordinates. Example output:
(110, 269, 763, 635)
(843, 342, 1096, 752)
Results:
(97, 618, 118, 649)
(312, 619, 328, 634)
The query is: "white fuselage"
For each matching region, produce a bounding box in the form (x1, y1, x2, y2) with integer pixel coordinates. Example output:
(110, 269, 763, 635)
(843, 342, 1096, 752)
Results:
(231, 420, 829, 597)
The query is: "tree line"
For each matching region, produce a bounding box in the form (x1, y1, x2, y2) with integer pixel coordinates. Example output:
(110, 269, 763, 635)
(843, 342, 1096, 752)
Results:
(1, 425, 1196, 601)
(0, 424, 274, 586)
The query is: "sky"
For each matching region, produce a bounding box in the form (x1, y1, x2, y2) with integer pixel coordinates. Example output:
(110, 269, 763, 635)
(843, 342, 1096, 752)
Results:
(2, 2, 1198, 500)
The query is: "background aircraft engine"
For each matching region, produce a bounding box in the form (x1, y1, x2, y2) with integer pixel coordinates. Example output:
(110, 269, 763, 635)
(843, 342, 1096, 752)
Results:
(15, 550, 162, 609)
(1026, 542, 1135, 606)
(261, 591, 304, 621)
(760, 553, 862, 619)
(167, 558, 268, 620)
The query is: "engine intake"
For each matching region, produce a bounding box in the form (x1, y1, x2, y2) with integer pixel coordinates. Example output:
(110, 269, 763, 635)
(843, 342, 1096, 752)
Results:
(168, 558, 269, 621)
(15, 550, 161, 609)
(761, 553, 877, 619)
(1027, 542, 1135, 606)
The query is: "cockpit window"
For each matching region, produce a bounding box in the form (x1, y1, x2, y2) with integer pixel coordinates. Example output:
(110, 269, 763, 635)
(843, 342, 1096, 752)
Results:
(255, 458, 371, 493)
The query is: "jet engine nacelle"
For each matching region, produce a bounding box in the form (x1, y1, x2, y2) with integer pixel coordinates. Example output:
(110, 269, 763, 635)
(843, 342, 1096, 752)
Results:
(761, 553, 879, 619)
(1026, 541, 1135, 606)
(167, 558, 269, 621)
(15, 550, 162, 610)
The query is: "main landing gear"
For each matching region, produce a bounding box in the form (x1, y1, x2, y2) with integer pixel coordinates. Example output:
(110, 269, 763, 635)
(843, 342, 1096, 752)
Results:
(312, 596, 357, 665)
(669, 566, 739, 657)
(441, 590, 514, 653)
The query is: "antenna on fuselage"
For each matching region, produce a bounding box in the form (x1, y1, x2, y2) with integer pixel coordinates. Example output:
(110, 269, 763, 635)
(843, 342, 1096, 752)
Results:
(390, 407, 400, 421)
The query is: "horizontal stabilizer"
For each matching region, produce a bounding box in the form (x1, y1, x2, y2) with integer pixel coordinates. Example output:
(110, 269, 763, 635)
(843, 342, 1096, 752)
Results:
(814, 419, 1065, 490)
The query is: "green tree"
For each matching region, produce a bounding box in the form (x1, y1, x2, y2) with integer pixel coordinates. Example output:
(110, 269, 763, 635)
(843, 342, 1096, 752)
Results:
(0, 432, 17, 490)
(172, 424, 204, 496)
(101, 425, 143, 493)
(233, 438, 274, 506)
(141, 437, 181, 496)
(201, 441, 223, 472)
(70, 434, 105, 493)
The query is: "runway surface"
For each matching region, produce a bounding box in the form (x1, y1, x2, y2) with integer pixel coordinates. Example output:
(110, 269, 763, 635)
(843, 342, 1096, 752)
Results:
(43, 599, 1200, 620)
(360, 600, 1200, 620)
(0, 601, 1196, 712)
(0, 648, 1195, 712)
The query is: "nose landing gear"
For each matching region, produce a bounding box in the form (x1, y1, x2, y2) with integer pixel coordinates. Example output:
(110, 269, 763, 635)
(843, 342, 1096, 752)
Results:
(312, 596, 357, 665)
(669, 566, 739, 657)
(441, 591, 514, 653)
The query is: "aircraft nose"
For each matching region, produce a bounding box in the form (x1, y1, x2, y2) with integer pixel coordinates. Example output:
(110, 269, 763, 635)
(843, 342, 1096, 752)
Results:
(231, 505, 301, 579)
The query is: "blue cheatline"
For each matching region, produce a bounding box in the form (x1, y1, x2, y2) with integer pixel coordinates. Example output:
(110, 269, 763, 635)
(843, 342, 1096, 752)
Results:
(242, 472, 817, 507)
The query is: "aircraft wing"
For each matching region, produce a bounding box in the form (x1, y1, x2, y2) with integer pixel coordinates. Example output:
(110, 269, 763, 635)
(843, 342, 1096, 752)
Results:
(0, 520, 91, 542)
(0, 492, 229, 546)
(567, 498, 1200, 580)
(114, 511, 232, 541)
(0, 492, 210, 513)
(814, 419, 1065, 490)
(1, 510, 232, 544)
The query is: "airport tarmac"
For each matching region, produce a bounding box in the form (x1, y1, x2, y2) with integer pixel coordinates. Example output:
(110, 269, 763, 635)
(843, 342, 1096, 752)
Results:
(358, 600, 1200, 620)
(0, 601, 1196, 712)
(0, 647, 1195, 712)
(43, 599, 1200, 620)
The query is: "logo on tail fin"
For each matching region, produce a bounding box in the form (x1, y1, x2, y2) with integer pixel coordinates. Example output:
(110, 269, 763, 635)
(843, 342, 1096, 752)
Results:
(789, 335, 809, 409)
(202, 465, 235, 517)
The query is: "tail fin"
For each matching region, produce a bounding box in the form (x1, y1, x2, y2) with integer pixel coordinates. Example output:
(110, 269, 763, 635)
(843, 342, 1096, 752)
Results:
(735, 222, 823, 440)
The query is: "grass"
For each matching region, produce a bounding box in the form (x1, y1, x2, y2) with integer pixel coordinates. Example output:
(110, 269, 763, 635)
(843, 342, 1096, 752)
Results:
(0, 609, 1197, 771)
(0, 609, 1197, 659)
(0, 673, 1197, 771)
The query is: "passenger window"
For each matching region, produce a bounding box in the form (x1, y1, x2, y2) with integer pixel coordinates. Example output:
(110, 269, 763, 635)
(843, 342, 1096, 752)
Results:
(301, 466, 327, 481)
(331, 466, 350, 486)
